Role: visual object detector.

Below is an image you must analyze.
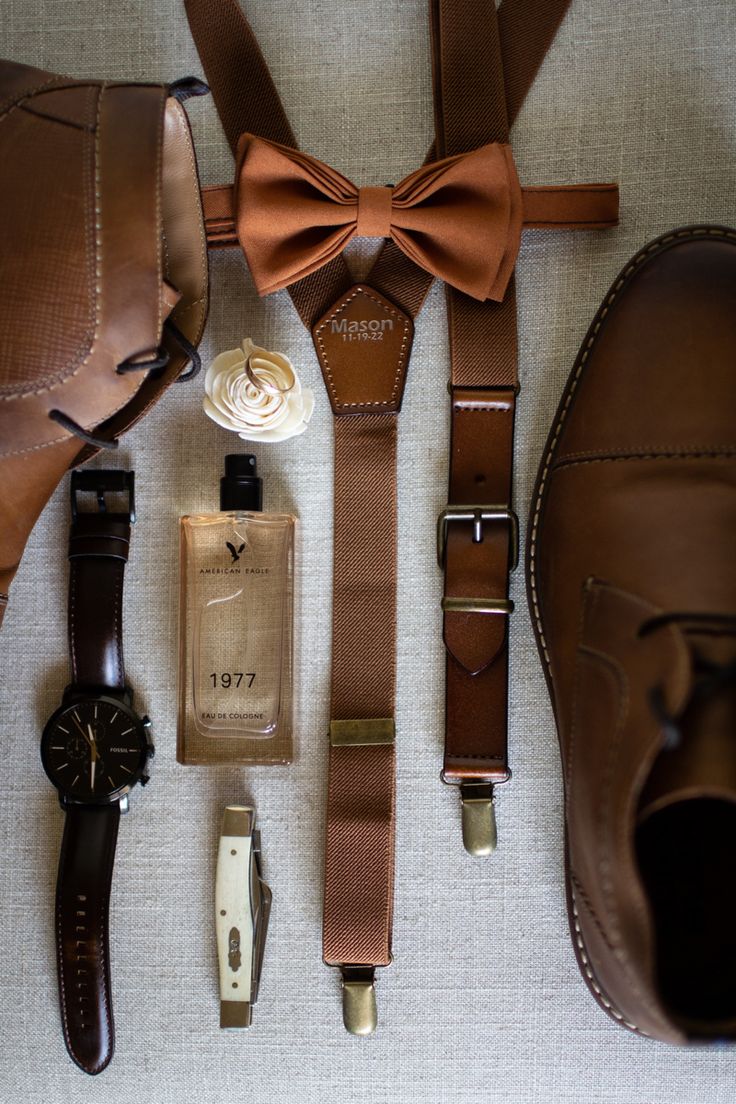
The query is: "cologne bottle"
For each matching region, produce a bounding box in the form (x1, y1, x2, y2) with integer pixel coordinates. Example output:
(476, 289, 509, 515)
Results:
(178, 455, 295, 765)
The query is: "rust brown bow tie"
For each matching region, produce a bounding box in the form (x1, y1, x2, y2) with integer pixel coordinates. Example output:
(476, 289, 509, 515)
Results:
(233, 133, 619, 302)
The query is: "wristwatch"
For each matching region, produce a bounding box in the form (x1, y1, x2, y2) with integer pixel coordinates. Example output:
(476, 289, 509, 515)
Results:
(40, 469, 153, 1075)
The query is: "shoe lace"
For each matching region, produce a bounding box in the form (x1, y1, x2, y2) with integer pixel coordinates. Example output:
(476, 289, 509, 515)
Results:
(48, 317, 201, 450)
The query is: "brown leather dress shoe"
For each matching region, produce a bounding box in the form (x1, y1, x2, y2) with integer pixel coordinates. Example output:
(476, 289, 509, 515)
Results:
(526, 226, 736, 1043)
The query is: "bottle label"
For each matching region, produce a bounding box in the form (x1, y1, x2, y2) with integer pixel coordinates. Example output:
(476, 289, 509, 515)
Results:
(186, 519, 291, 740)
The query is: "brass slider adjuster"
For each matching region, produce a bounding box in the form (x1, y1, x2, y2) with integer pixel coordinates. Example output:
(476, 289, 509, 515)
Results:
(330, 718, 395, 747)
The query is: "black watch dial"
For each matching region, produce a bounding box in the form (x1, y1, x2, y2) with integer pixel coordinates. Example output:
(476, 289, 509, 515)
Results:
(41, 696, 149, 803)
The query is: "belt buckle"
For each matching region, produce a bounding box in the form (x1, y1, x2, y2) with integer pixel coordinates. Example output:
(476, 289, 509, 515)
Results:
(436, 504, 519, 570)
(437, 505, 519, 617)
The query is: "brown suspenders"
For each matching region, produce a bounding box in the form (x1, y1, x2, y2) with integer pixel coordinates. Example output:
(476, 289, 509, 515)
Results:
(185, 0, 617, 1033)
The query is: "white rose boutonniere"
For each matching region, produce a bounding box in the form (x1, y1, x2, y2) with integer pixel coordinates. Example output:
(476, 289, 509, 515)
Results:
(203, 338, 315, 443)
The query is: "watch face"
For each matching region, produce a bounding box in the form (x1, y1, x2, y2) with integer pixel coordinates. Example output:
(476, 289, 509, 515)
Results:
(41, 697, 149, 803)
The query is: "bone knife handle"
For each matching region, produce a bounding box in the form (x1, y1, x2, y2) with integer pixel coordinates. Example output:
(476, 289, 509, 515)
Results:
(216, 806, 255, 1028)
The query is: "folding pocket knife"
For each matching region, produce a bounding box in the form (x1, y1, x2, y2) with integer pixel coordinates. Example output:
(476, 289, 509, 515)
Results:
(215, 805, 272, 1028)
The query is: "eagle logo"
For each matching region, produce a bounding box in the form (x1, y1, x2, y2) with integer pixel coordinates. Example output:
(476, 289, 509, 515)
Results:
(226, 541, 246, 563)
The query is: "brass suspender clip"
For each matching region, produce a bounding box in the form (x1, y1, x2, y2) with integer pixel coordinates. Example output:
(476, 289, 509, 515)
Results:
(341, 966, 378, 1036)
(458, 781, 497, 857)
(216, 806, 272, 1028)
(440, 774, 510, 857)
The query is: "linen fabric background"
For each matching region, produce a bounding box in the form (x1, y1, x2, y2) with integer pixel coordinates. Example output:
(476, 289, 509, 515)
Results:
(1, 1, 734, 1101)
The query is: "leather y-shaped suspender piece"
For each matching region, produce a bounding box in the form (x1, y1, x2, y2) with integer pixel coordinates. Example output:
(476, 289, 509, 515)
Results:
(185, 0, 616, 1033)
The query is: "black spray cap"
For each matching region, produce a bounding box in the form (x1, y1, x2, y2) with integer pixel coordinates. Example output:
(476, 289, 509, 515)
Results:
(220, 454, 263, 512)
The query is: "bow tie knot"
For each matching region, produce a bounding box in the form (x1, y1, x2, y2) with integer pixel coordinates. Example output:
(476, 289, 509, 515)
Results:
(356, 185, 393, 238)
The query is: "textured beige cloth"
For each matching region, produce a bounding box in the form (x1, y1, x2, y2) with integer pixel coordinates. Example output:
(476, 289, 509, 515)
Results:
(1, 1, 735, 1101)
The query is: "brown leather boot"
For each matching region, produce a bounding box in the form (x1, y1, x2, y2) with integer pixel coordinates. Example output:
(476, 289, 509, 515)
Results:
(526, 226, 736, 1043)
(0, 61, 209, 630)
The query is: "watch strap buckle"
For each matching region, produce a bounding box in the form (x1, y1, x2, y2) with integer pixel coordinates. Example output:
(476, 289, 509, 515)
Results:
(70, 469, 136, 523)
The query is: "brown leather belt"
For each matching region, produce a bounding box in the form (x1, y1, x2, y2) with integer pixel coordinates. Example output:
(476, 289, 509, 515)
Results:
(185, 0, 618, 1033)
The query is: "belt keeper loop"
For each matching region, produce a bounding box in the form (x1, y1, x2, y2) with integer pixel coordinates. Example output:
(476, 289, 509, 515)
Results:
(450, 384, 518, 410)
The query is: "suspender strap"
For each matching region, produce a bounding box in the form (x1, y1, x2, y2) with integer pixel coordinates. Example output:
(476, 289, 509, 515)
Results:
(184, 0, 406, 1036)
(310, 280, 412, 1032)
(431, 0, 522, 851)
(323, 415, 397, 974)
(498, 0, 573, 123)
(184, 0, 353, 327)
(183, 0, 294, 152)
(366, 0, 572, 314)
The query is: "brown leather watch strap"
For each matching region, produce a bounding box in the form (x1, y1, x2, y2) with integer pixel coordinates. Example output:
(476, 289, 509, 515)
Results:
(56, 803, 120, 1075)
(67, 471, 134, 692)
(55, 470, 134, 1074)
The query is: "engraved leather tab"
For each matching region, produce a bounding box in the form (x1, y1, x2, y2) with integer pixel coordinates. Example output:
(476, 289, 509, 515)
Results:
(312, 285, 413, 414)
